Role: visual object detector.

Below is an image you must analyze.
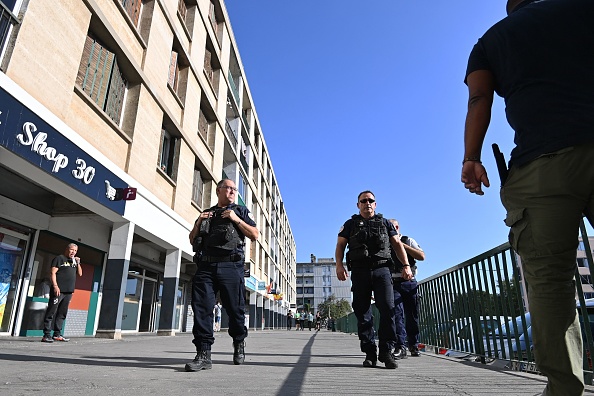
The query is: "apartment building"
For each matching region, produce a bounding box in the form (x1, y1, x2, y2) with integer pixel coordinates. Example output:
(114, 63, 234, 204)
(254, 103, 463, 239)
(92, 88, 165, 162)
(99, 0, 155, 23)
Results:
(295, 255, 351, 314)
(0, 0, 296, 338)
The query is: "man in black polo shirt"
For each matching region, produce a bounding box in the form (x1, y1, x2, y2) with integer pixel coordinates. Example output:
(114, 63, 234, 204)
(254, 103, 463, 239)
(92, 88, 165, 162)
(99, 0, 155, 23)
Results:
(41, 243, 83, 343)
(461, 1, 594, 394)
(185, 179, 258, 372)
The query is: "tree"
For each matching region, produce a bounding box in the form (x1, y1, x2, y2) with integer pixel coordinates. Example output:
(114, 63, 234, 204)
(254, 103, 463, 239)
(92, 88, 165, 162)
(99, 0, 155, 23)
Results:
(317, 294, 352, 319)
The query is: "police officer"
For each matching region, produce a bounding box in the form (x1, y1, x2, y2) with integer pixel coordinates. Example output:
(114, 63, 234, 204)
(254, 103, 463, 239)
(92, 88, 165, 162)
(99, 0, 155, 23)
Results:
(388, 219, 425, 359)
(335, 190, 412, 369)
(185, 179, 258, 372)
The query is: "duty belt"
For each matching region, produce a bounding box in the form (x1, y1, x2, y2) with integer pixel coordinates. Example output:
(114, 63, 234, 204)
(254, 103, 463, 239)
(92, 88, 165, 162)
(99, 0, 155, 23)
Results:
(200, 253, 243, 263)
(350, 259, 389, 269)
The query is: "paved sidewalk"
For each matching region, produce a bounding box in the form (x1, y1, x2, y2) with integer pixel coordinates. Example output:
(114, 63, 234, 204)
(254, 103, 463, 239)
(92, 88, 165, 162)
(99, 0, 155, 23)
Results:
(1, 329, 593, 396)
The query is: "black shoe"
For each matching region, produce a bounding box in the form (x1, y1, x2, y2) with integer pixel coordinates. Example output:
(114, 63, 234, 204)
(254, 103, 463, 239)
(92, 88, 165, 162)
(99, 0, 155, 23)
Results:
(393, 346, 408, 360)
(41, 335, 54, 343)
(378, 350, 398, 369)
(233, 341, 245, 365)
(363, 351, 377, 368)
(409, 345, 421, 357)
(185, 350, 212, 372)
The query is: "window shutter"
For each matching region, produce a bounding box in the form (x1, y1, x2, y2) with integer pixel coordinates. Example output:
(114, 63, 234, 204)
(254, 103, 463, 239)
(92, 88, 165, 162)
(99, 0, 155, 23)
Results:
(170, 137, 180, 180)
(105, 60, 127, 124)
(198, 109, 208, 140)
(177, 0, 187, 21)
(122, 0, 142, 26)
(168, 51, 179, 91)
(77, 35, 115, 111)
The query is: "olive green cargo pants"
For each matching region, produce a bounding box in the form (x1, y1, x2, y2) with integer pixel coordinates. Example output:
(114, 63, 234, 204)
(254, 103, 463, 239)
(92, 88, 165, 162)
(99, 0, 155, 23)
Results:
(501, 144, 594, 396)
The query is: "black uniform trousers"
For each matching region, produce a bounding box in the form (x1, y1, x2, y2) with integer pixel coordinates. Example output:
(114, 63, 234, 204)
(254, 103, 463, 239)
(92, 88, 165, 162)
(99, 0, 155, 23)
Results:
(191, 259, 247, 351)
(351, 266, 396, 354)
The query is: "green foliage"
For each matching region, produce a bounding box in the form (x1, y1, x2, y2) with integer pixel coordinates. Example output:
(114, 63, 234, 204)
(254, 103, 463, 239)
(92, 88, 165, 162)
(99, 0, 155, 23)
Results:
(317, 294, 352, 319)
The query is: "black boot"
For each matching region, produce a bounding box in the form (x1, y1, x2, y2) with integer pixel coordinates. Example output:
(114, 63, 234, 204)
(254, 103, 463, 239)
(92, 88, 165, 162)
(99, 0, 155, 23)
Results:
(185, 350, 212, 372)
(378, 349, 398, 369)
(363, 350, 377, 368)
(233, 341, 245, 365)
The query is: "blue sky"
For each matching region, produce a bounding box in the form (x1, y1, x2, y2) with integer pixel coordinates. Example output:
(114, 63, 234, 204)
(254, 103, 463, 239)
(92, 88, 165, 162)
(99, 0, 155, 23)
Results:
(223, 1, 555, 279)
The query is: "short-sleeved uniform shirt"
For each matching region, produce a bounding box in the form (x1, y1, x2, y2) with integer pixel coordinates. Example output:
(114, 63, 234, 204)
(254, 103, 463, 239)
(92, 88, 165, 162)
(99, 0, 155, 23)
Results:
(465, 0, 594, 167)
(52, 255, 79, 293)
(203, 203, 256, 257)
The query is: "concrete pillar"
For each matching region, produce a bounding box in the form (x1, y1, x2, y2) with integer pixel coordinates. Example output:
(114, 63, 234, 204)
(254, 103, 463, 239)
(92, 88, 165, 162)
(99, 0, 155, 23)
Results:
(157, 248, 181, 336)
(96, 222, 134, 339)
(249, 292, 256, 329)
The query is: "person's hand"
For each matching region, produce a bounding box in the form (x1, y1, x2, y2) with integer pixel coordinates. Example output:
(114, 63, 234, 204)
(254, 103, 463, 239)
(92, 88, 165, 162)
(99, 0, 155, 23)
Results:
(53, 285, 61, 296)
(222, 209, 239, 224)
(402, 266, 413, 280)
(461, 161, 490, 195)
(336, 262, 349, 281)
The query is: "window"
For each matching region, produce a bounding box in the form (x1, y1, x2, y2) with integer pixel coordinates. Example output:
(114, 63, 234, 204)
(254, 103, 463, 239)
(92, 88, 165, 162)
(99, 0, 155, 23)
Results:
(121, 0, 142, 26)
(76, 35, 127, 125)
(198, 106, 214, 143)
(203, 40, 221, 92)
(158, 128, 179, 179)
(192, 168, 205, 207)
(168, 47, 188, 102)
(208, 0, 223, 45)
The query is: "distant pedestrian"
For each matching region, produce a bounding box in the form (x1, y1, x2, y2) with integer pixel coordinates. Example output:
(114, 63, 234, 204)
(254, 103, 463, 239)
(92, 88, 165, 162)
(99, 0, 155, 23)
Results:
(294, 311, 300, 330)
(315, 312, 322, 331)
(287, 310, 293, 330)
(308, 312, 314, 331)
(299, 310, 305, 330)
(41, 243, 83, 343)
(213, 301, 222, 332)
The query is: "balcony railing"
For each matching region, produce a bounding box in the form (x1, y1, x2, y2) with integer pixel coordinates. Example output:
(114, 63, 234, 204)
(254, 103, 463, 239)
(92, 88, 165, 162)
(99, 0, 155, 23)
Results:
(228, 69, 240, 105)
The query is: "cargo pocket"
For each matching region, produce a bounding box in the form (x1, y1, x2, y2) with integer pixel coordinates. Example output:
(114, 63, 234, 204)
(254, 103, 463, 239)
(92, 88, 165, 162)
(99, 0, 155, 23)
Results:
(504, 208, 529, 255)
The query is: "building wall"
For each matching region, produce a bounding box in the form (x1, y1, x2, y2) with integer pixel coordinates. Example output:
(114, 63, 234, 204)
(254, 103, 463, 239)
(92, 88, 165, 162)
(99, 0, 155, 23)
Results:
(0, 0, 296, 336)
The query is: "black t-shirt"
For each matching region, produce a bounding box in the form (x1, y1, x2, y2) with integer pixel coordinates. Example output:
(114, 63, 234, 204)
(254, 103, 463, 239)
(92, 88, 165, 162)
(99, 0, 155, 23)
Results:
(52, 255, 78, 293)
(466, 0, 594, 166)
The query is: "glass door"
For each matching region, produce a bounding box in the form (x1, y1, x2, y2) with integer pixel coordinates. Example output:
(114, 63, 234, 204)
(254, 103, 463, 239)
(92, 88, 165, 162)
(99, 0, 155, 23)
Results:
(0, 227, 29, 335)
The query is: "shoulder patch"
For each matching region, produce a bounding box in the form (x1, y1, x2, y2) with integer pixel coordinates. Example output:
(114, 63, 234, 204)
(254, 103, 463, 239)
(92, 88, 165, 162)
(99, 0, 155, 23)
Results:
(248, 212, 255, 221)
(339, 225, 344, 233)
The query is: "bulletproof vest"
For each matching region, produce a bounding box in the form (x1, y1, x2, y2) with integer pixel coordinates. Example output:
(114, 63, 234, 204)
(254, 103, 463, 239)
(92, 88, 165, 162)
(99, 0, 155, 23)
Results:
(393, 235, 417, 271)
(348, 213, 391, 263)
(203, 206, 243, 252)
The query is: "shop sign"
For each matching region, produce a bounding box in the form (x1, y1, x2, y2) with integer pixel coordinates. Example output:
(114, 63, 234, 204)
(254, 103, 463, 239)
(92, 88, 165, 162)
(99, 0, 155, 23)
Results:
(0, 87, 129, 215)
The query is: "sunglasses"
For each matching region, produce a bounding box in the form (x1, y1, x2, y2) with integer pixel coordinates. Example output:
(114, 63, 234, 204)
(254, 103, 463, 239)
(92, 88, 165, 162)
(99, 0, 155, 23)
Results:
(359, 198, 375, 204)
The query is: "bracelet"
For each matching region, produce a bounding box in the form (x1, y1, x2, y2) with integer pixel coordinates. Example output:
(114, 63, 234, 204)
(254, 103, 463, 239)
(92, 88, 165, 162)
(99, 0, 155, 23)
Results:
(462, 156, 481, 165)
